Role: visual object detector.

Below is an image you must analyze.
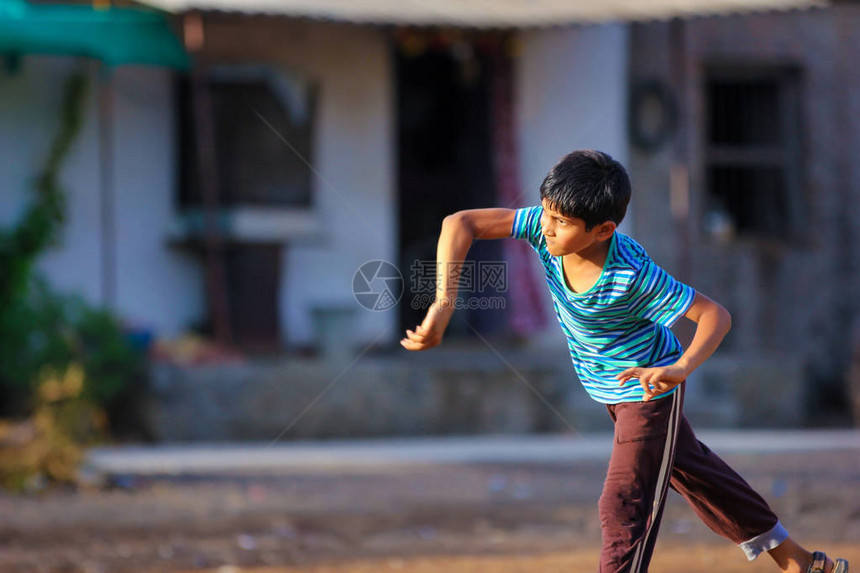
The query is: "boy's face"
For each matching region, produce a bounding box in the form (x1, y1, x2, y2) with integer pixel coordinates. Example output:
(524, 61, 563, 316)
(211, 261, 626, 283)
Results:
(540, 200, 616, 257)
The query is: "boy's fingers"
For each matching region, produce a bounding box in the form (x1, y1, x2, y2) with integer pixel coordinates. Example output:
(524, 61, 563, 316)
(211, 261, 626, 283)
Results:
(401, 330, 442, 350)
(405, 329, 426, 341)
(617, 367, 639, 384)
(400, 338, 426, 351)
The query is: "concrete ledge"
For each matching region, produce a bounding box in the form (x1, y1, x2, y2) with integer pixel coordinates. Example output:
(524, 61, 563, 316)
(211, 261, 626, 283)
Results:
(86, 430, 860, 475)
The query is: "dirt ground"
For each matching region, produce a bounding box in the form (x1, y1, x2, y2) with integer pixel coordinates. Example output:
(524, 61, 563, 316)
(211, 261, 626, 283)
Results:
(0, 448, 858, 573)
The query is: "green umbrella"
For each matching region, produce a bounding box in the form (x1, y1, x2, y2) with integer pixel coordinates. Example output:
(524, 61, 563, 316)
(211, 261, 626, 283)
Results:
(0, 0, 189, 69)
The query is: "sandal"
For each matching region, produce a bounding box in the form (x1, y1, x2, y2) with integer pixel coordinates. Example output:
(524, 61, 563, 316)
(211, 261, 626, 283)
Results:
(808, 551, 849, 573)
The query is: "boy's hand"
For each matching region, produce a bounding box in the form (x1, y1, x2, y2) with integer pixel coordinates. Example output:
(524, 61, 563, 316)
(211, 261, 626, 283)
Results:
(616, 364, 687, 402)
(400, 300, 454, 351)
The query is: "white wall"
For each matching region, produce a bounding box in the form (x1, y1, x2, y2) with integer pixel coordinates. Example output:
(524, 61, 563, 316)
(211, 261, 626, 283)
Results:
(285, 25, 396, 348)
(110, 65, 205, 336)
(0, 57, 204, 337)
(516, 23, 630, 345)
(517, 23, 630, 208)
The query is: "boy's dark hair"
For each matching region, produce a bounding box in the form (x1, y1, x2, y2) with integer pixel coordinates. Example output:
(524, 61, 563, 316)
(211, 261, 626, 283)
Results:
(539, 149, 632, 230)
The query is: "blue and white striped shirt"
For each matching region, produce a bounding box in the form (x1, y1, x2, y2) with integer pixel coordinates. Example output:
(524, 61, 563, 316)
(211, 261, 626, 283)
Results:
(511, 205, 695, 403)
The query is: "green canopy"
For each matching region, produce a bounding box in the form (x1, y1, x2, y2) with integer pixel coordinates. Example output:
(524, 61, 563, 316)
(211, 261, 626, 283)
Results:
(0, 0, 189, 69)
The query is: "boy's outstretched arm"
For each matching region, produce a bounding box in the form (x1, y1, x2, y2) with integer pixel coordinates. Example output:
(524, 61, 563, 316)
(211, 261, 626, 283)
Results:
(400, 208, 516, 351)
(616, 291, 732, 401)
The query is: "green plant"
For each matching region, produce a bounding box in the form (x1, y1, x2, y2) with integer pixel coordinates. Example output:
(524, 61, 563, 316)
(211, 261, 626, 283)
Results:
(0, 66, 145, 409)
(0, 276, 145, 411)
(0, 67, 150, 491)
(0, 71, 87, 314)
(0, 69, 89, 412)
(71, 298, 147, 406)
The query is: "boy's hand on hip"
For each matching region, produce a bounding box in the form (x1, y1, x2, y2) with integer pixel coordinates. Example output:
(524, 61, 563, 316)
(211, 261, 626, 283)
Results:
(400, 301, 454, 351)
(616, 364, 687, 402)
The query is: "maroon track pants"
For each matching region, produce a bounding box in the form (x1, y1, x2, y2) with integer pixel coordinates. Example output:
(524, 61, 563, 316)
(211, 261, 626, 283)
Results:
(598, 384, 782, 573)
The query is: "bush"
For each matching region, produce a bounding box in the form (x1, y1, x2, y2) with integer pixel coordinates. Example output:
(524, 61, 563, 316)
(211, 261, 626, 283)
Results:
(0, 275, 146, 413)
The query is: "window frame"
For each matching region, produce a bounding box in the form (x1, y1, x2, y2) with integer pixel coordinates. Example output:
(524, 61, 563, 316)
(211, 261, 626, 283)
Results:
(701, 62, 806, 245)
(174, 63, 320, 243)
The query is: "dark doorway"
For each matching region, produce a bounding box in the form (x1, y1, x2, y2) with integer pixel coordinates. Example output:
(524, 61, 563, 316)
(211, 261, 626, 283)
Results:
(224, 244, 282, 350)
(395, 36, 506, 339)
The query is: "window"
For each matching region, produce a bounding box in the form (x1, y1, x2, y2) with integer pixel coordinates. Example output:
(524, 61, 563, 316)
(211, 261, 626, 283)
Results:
(703, 66, 804, 241)
(177, 65, 316, 210)
(172, 65, 318, 349)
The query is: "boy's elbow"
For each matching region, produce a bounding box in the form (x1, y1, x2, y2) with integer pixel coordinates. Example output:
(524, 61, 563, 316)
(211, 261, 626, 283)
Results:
(720, 305, 732, 333)
(442, 211, 474, 235)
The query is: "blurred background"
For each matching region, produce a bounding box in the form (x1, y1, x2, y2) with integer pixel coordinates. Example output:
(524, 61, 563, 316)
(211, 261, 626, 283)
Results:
(1, 0, 859, 571)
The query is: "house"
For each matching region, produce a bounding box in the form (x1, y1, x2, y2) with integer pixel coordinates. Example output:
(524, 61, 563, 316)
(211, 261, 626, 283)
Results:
(626, 6, 860, 424)
(2, 0, 855, 438)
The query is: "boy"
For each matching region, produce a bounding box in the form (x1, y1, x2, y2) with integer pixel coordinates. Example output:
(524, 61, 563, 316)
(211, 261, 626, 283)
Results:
(400, 150, 849, 573)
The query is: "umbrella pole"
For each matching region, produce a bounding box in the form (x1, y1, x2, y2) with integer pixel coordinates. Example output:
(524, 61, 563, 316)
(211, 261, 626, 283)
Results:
(97, 62, 117, 309)
(184, 12, 233, 345)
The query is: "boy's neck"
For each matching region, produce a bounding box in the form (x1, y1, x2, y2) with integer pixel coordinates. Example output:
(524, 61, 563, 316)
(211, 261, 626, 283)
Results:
(559, 233, 613, 294)
(563, 233, 613, 270)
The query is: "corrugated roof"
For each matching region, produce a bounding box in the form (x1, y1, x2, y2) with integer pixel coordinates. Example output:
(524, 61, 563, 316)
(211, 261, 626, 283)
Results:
(135, 0, 828, 28)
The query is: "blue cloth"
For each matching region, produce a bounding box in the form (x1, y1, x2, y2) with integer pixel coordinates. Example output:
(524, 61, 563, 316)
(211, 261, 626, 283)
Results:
(511, 205, 695, 403)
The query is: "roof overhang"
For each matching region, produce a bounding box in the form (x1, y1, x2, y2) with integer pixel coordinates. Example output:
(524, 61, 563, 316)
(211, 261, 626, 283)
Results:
(134, 0, 830, 28)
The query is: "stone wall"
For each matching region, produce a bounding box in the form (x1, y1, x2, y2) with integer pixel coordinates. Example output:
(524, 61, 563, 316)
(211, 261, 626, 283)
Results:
(627, 5, 860, 422)
(143, 349, 585, 441)
(141, 345, 811, 441)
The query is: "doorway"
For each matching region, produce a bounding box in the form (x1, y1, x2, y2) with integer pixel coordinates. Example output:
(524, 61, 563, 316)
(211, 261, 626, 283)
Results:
(395, 32, 506, 340)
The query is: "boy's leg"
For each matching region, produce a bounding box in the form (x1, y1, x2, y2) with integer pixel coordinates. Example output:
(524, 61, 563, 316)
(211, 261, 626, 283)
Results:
(599, 389, 683, 573)
(669, 413, 787, 560)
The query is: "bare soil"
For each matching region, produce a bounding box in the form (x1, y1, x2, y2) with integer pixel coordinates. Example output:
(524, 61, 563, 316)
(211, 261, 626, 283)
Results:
(0, 449, 857, 573)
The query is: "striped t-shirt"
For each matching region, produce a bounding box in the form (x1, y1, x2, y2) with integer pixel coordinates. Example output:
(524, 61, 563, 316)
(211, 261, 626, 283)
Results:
(511, 205, 695, 404)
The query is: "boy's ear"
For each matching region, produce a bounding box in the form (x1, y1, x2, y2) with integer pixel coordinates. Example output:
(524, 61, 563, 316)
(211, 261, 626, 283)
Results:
(595, 221, 617, 240)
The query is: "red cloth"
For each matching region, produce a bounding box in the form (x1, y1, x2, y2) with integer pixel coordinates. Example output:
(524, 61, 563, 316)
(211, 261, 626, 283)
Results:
(490, 47, 547, 336)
